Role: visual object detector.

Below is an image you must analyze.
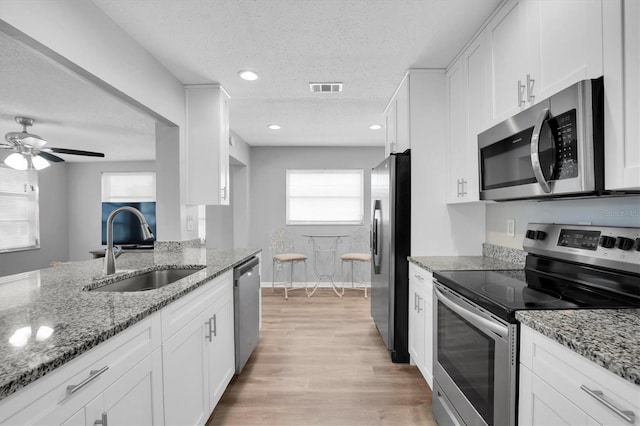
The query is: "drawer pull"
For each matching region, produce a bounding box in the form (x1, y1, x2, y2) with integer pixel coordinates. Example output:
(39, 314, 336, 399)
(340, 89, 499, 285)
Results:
(94, 412, 108, 426)
(66, 366, 109, 396)
(414, 274, 425, 282)
(580, 385, 635, 424)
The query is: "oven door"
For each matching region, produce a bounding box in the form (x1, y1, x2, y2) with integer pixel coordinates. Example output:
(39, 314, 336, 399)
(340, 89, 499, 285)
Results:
(432, 282, 517, 426)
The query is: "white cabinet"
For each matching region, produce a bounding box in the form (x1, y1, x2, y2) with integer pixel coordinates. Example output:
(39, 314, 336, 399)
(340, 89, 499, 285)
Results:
(446, 32, 489, 204)
(185, 85, 231, 205)
(519, 325, 640, 426)
(162, 271, 235, 426)
(408, 263, 433, 389)
(486, 0, 603, 124)
(384, 70, 432, 157)
(0, 314, 163, 425)
(604, 0, 640, 190)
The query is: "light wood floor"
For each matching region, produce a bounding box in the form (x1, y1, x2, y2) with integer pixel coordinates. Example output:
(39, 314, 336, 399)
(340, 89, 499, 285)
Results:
(207, 288, 436, 426)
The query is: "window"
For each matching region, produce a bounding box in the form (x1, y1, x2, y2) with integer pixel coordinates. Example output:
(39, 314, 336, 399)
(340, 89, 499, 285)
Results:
(101, 172, 156, 202)
(286, 169, 364, 225)
(0, 166, 39, 252)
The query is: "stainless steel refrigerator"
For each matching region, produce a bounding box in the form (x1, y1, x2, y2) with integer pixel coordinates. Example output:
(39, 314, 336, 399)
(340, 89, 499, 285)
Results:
(370, 150, 410, 363)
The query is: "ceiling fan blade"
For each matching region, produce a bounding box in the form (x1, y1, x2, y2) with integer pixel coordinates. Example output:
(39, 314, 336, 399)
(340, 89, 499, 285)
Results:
(49, 147, 105, 157)
(38, 151, 65, 163)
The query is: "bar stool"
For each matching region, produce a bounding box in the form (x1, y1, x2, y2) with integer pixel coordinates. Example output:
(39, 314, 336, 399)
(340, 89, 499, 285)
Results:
(340, 227, 371, 298)
(269, 228, 308, 299)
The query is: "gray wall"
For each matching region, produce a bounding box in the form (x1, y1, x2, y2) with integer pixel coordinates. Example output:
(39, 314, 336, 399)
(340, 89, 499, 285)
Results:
(0, 163, 70, 277)
(250, 146, 385, 283)
(67, 161, 156, 261)
(486, 196, 640, 249)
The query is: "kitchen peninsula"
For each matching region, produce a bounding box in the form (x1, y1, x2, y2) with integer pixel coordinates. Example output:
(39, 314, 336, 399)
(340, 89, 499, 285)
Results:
(0, 244, 260, 424)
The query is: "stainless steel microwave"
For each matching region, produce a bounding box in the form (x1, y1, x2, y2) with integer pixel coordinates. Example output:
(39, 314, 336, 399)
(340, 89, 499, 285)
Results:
(478, 78, 604, 201)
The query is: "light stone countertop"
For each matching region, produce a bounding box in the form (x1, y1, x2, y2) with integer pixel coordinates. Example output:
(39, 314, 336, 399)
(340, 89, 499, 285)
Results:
(0, 247, 260, 400)
(517, 309, 640, 385)
(408, 255, 523, 272)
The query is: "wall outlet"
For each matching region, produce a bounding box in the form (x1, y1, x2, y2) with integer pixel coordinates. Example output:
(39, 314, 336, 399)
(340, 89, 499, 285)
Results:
(507, 219, 515, 237)
(186, 215, 194, 231)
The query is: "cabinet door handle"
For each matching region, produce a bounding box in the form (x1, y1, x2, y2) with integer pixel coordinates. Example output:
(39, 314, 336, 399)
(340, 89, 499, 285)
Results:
(417, 295, 423, 313)
(221, 186, 227, 200)
(94, 412, 108, 426)
(460, 179, 467, 196)
(66, 366, 109, 396)
(212, 314, 217, 337)
(518, 80, 526, 106)
(580, 385, 635, 424)
(205, 318, 213, 342)
(456, 179, 461, 197)
(526, 74, 535, 103)
(414, 274, 425, 282)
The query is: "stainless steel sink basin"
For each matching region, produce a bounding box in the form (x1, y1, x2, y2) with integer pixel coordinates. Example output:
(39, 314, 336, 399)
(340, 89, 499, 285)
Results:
(91, 268, 203, 292)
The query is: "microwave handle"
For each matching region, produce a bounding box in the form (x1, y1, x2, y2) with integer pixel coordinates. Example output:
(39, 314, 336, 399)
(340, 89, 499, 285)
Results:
(531, 108, 552, 193)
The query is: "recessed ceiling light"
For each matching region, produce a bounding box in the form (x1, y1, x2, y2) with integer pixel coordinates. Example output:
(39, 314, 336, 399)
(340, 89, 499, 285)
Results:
(369, 124, 382, 130)
(238, 70, 259, 81)
(268, 124, 281, 130)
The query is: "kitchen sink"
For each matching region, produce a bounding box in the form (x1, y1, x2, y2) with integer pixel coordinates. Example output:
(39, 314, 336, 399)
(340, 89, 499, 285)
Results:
(90, 268, 204, 292)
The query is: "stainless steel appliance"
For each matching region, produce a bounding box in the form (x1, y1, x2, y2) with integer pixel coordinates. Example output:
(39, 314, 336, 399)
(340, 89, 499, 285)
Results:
(478, 78, 604, 201)
(371, 150, 411, 363)
(433, 223, 640, 426)
(233, 256, 260, 374)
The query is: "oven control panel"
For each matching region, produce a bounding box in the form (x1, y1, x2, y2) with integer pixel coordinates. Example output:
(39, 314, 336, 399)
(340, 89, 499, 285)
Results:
(524, 223, 640, 274)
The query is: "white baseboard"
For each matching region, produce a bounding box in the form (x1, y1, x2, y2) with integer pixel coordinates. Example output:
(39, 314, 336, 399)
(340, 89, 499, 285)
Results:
(261, 281, 370, 288)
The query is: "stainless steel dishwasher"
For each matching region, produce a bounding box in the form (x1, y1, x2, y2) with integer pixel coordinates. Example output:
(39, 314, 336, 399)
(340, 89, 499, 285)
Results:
(233, 256, 260, 374)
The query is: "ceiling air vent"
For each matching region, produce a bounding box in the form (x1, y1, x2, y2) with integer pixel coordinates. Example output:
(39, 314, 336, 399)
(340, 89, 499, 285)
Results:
(309, 82, 343, 93)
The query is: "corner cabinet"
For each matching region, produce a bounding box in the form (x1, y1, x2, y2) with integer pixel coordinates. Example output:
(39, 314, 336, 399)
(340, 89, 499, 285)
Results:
(185, 85, 231, 205)
(408, 263, 433, 389)
(383, 70, 433, 157)
(519, 325, 640, 426)
(603, 0, 640, 190)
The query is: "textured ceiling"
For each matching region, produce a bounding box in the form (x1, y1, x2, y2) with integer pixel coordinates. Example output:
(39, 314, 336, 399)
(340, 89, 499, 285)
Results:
(0, 31, 156, 163)
(0, 0, 501, 160)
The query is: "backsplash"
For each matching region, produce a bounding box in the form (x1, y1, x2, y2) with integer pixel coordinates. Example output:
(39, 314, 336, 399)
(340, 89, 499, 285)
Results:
(482, 243, 526, 266)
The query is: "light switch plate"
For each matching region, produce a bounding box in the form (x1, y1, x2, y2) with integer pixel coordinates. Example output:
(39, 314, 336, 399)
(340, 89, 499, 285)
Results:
(507, 219, 515, 237)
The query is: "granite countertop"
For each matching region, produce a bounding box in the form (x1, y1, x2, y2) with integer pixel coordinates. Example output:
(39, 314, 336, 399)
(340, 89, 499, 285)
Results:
(0, 247, 260, 400)
(408, 256, 523, 273)
(517, 309, 640, 386)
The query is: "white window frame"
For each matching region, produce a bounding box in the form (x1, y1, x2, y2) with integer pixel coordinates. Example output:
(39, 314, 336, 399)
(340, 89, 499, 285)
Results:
(286, 169, 364, 226)
(101, 171, 156, 202)
(0, 165, 40, 253)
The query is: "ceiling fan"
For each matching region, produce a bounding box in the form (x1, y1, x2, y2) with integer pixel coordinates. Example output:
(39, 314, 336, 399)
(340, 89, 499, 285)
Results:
(1, 116, 105, 170)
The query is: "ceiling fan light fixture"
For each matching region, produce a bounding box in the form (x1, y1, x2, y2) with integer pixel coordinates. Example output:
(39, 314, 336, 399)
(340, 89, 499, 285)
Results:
(4, 153, 28, 170)
(238, 70, 259, 81)
(31, 155, 51, 170)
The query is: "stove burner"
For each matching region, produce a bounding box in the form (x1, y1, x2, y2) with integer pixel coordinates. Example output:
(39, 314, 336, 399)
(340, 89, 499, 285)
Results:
(482, 284, 562, 304)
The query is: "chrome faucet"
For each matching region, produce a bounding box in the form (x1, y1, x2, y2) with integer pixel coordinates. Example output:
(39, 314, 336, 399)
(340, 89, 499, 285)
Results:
(104, 206, 154, 275)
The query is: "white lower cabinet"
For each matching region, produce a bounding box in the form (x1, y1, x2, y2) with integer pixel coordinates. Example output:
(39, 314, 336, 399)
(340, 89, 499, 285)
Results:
(519, 325, 640, 426)
(0, 269, 239, 426)
(408, 263, 433, 389)
(162, 271, 235, 426)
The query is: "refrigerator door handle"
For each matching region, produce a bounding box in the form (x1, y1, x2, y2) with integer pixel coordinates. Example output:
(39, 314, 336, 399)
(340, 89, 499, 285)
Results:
(373, 200, 382, 274)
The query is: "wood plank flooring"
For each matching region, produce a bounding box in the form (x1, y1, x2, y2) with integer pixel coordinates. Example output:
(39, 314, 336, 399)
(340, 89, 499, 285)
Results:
(207, 288, 436, 426)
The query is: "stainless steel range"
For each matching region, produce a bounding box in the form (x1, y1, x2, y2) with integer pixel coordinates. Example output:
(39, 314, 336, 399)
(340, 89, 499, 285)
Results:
(432, 223, 640, 426)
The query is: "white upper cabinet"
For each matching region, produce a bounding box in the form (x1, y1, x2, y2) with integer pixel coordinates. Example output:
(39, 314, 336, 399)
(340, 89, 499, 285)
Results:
(185, 85, 231, 205)
(384, 70, 432, 157)
(527, 0, 603, 102)
(446, 32, 489, 204)
(603, 0, 640, 190)
(487, 0, 530, 122)
(487, 0, 604, 125)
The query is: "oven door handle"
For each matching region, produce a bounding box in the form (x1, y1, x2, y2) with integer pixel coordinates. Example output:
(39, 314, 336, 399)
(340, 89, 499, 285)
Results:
(531, 107, 553, 193)
(434, 286, 508, 338)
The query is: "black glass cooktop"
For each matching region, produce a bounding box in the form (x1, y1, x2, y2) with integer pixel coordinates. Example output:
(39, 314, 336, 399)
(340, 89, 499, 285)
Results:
(434, 267, 640, 323)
